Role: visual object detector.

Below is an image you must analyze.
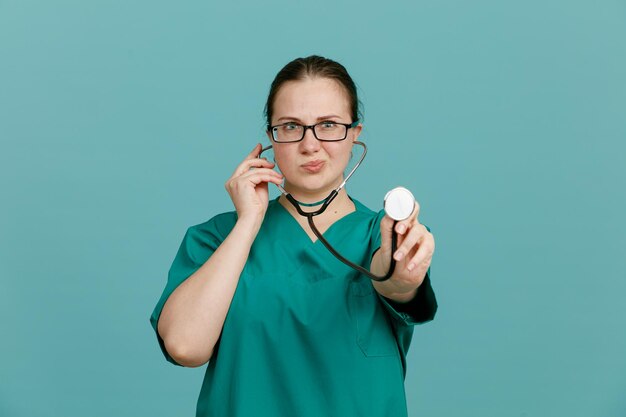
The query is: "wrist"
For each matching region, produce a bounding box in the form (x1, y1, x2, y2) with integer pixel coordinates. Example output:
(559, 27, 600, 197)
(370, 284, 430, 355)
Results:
(234, 215, 264, 238)
(373, 281, 418, 303)
(386, 288, 418, 303)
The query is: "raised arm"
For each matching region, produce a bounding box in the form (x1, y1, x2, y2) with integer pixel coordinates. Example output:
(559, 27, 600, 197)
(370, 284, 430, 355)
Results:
(157, 144, 283, 367)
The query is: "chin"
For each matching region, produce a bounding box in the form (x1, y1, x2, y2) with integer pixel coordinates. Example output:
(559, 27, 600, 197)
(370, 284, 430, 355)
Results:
(295, 178, 342, 195)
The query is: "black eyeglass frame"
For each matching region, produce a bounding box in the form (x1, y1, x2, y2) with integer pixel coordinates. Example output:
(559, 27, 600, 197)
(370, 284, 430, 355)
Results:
(268, 120, 360, 143)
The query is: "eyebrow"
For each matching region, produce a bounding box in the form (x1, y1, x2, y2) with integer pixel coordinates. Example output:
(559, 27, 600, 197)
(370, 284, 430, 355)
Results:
(276, 115, 344, 123)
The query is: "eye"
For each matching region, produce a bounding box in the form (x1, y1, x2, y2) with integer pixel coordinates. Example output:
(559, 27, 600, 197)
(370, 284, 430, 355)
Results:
(319, 121, 338, 129)
(283, 123, 300, 131)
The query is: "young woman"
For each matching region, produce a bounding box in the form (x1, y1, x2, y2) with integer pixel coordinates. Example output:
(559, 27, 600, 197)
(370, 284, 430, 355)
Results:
(150, 55, 438, 417)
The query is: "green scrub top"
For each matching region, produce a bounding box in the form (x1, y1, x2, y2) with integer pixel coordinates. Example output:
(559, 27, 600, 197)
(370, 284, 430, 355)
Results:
(150, 196, 437, 417)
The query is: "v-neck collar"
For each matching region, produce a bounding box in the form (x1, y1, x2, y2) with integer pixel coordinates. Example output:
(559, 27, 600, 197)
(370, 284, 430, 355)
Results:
(270, 195, 363, 244)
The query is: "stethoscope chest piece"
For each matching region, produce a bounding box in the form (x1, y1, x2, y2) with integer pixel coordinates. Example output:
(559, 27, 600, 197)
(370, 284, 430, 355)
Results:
(384, 186, 416, 221)
(259, 140, 413, 282)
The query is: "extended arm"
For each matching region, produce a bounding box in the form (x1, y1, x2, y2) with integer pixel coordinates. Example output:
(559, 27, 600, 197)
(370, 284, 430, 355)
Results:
(370, 202, 435, 304)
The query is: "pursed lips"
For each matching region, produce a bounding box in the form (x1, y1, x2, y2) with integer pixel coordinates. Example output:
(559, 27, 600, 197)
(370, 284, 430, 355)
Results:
(300, 160, 325, 172)
(301, 160, 324, 168)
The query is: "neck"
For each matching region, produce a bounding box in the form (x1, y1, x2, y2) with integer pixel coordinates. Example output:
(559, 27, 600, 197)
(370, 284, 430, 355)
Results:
(281, 177, 346, 205)
(279, 187, 352, 215)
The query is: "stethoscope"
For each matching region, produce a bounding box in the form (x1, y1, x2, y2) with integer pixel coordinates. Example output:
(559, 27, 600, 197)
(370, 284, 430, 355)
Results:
(259, 141, 416, 282)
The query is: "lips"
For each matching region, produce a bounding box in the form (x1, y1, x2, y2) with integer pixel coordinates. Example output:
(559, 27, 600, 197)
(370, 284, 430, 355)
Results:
(301, 160, 325, 173)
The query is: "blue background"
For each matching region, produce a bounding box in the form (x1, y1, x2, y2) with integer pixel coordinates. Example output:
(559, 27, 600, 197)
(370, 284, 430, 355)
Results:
(1, 0, 625, 416)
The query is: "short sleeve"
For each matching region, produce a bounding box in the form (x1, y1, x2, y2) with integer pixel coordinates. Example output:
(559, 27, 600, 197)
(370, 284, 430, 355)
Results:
(368, 212, 438, 327)
(149, 212, 237, 366)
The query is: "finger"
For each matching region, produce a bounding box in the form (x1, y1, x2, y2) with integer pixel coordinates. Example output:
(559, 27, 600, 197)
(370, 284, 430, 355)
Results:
(379, 215, 395, 256)
(393, 223, 427, 261)
(394, 200, 421, 235)
(404, 232, 435, 273)
(238, 167, 283, 181)
(226, 171, 283, 194)
(227, 166, 282, 189)
(245, 143, 262, 160)
(245, 172, 285, 186)
(232, 157, 276, 178)
(234, 168, 283, 187)
(232, 143, 265, 175)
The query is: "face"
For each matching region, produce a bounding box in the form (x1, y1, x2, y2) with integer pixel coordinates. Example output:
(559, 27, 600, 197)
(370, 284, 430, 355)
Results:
(266, 77, 362, 198)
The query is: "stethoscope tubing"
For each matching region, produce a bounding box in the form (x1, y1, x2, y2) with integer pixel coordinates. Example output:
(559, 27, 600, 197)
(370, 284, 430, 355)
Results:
(259, 141, 398, 282)
(305, 206, 398, 282)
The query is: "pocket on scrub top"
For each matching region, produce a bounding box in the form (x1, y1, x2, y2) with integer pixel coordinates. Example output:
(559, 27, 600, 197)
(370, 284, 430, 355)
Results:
(349, 280, 398, 357)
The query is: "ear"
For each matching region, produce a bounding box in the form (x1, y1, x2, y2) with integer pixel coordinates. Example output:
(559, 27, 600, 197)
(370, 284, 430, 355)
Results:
(351, 123, 363, 142)
(265, 129, 273, 143)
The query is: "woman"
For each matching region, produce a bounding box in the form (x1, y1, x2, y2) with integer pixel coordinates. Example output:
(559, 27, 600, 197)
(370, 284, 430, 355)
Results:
(150, 55, 438, 417)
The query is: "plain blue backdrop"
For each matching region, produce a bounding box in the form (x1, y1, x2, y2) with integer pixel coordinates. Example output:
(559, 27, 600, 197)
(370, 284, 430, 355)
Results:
(1, 0, 625, 416)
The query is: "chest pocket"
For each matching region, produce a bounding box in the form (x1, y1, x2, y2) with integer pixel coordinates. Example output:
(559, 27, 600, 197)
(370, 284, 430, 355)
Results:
(348, 279, 399, 357)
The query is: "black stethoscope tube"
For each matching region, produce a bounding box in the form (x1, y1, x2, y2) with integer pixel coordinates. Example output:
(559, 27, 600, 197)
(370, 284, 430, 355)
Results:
(283, 187, 398, 282)
(260, 141, 399, 282)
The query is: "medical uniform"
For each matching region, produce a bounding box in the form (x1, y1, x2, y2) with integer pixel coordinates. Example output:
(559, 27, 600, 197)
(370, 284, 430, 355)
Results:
(150, 196, 437, 417)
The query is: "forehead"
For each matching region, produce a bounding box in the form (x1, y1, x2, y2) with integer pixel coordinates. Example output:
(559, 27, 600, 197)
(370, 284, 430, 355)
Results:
(272, 77, 351, 122)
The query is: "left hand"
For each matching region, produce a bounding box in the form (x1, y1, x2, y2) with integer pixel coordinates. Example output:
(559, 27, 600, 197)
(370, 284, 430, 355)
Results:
(369, 201, 435, 301)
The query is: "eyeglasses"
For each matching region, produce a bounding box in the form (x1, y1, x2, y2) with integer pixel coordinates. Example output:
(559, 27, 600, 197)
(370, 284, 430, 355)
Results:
(269, 120, 359, 143)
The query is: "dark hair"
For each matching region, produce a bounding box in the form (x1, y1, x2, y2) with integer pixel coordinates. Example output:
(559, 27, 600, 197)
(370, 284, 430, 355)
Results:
(264, 55, 362, 129)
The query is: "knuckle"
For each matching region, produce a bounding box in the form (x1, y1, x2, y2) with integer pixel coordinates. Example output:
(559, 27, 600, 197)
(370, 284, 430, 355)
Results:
(409, 224, 421, 238)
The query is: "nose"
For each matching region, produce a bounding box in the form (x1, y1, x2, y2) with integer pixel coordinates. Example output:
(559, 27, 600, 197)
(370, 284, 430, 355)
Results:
(299, 126, 321, 153)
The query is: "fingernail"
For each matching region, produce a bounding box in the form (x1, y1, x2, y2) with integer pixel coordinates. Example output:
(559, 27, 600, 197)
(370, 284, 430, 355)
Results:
(394, 251, 404, 261)
(397, 224, 406, 234)
(407, 263, 415, 271)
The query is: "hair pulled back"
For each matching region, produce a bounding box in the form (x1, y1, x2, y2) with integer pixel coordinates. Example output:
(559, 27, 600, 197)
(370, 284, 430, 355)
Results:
(264, 55, 362, 129)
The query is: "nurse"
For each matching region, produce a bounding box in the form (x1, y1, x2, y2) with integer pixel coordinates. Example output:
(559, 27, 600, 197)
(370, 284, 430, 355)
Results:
(150, 55, 438, 417)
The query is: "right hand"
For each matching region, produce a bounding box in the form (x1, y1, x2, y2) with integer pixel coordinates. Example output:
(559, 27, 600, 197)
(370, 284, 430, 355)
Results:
(225, 143, 283, 223)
